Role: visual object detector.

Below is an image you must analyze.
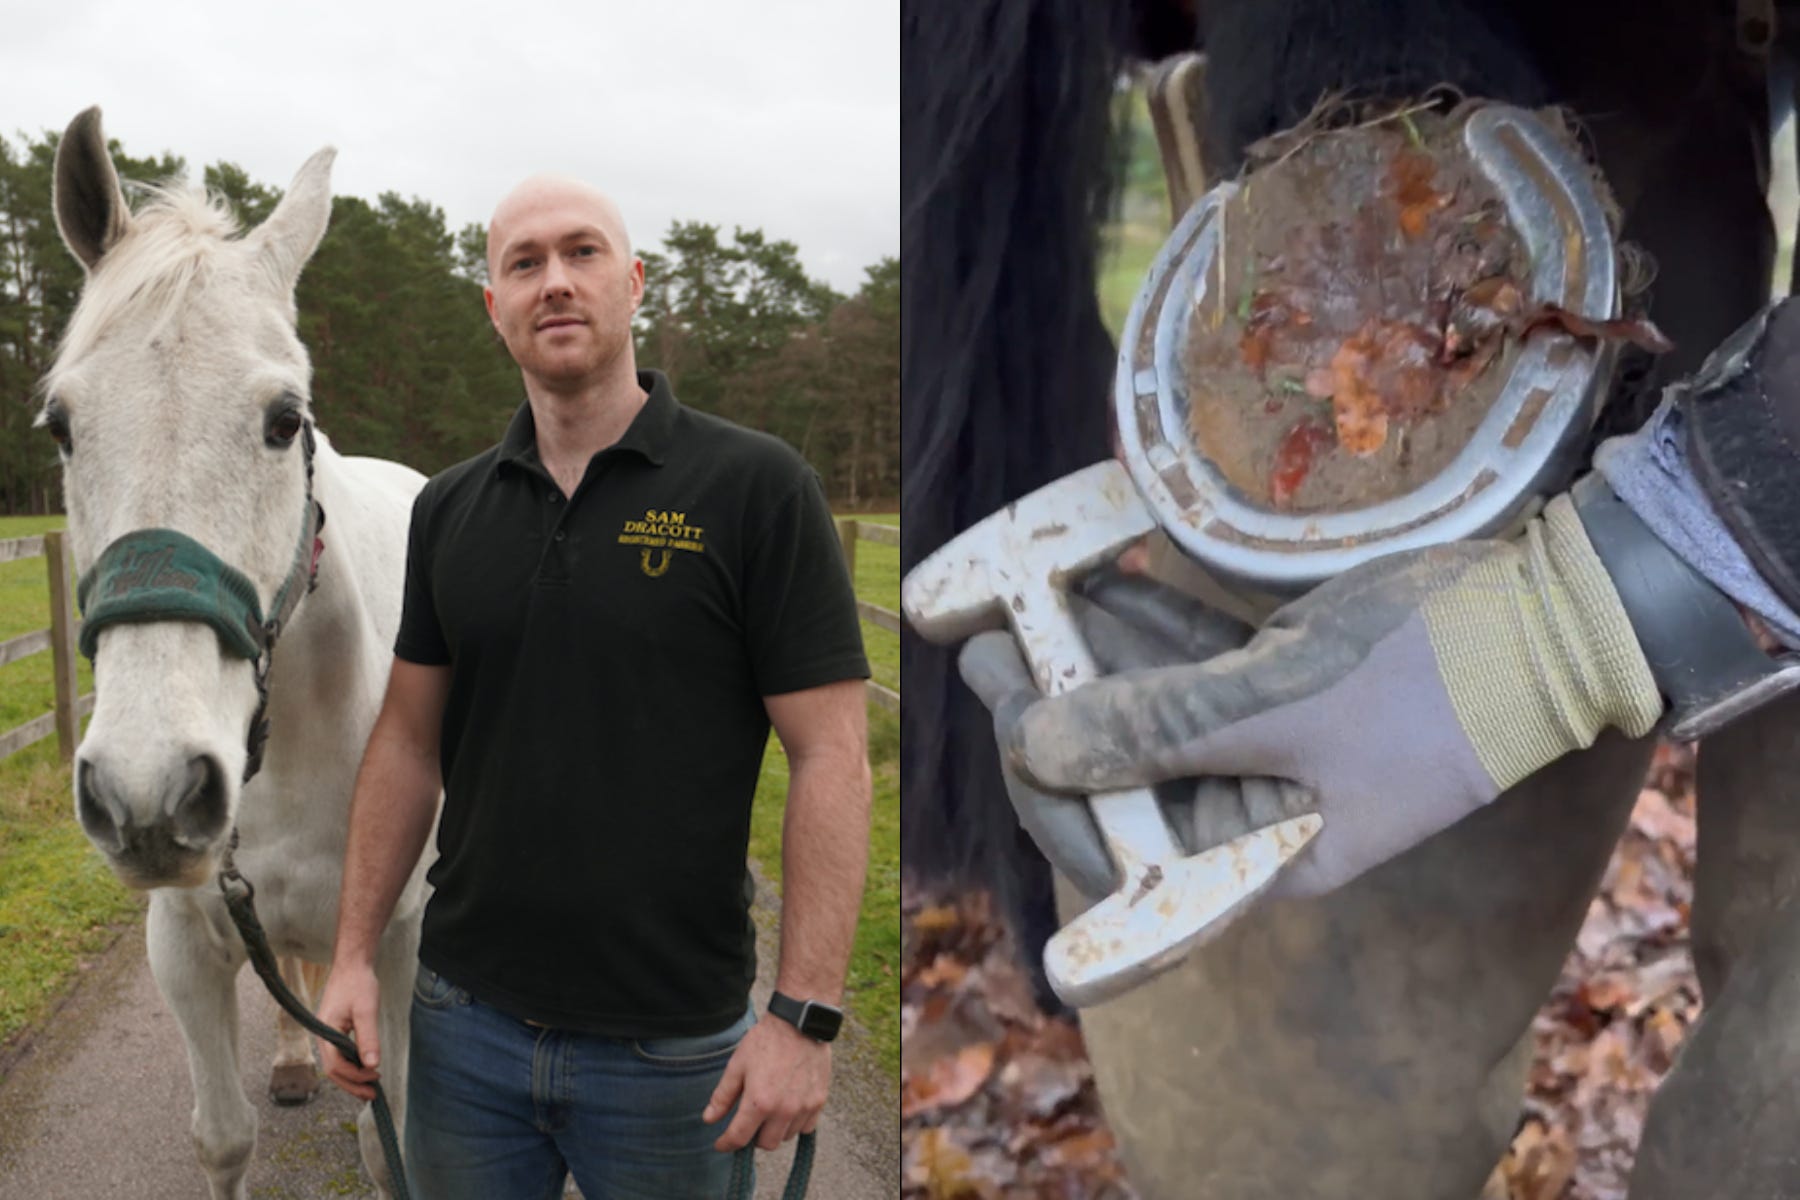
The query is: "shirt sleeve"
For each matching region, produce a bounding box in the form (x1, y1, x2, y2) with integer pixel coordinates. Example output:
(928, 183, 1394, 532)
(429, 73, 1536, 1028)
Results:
(394, 483, 451, 665)
(742, 467, 871, 697)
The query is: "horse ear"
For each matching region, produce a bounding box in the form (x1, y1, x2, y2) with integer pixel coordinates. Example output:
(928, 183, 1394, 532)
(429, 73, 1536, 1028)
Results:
(54, 107, 132, 271)
(249, 147, 336, 293)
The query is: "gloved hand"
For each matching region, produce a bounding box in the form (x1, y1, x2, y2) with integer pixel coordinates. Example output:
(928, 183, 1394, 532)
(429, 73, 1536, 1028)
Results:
(988, 493, 1665, 898)
(960, 571, 1313, 899)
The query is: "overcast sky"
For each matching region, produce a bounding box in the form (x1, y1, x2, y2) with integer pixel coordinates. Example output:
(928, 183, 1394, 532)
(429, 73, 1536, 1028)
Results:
(1, 0, 897, 295)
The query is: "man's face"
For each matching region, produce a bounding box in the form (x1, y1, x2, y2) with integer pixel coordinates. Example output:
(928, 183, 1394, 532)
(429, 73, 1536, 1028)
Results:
(484, 183, 645, 390)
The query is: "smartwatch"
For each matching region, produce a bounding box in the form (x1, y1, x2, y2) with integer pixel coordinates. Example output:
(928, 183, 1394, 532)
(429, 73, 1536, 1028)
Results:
(767, 991, 844, 1043)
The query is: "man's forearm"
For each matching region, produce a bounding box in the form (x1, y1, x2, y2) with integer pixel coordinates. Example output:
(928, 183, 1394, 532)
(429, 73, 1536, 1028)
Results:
(774, 747, 872, 1005)
(332, 717, 441, 968)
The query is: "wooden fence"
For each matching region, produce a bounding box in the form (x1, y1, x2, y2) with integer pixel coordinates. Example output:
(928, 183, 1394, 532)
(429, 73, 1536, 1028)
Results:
(0, 531, 93, 762)
(836, 518, 900, 716)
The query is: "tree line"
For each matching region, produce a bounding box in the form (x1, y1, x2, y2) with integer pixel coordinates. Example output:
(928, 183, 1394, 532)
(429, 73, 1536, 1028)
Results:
(0, 129, 897, 514)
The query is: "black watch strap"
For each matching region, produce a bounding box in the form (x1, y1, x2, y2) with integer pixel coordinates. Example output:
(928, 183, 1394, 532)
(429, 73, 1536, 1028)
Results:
(1571, 472, 1800, 740)
(768, 991, 844, 1043)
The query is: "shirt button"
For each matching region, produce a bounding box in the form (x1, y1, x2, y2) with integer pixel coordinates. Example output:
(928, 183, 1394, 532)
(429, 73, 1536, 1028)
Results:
(548, 492, 560, 503)
(554, 530, 566, 541)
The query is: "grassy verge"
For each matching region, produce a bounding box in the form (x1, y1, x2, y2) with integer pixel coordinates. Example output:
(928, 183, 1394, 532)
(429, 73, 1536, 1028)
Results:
(748, 513, 899, 1081)
(0, 515, 137, 1048)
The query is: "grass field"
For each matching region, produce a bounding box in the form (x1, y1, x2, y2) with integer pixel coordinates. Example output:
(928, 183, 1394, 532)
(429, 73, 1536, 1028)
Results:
(0, 515, 134, 1046)
(0, 511, 904, 1091)
(747, 514, 900, 1082)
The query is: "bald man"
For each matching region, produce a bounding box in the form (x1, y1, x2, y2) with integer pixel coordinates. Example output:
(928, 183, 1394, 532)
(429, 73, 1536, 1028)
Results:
(314, 175, 872, 1199)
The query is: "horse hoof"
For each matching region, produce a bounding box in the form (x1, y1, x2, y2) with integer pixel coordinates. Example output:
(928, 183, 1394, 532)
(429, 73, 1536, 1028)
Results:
(269, 1063, 321, 1106)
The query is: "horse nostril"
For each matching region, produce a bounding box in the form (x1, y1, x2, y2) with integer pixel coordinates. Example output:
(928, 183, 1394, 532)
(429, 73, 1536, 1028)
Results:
(76, 758, 127, 852)
(170, 754, 229, 847)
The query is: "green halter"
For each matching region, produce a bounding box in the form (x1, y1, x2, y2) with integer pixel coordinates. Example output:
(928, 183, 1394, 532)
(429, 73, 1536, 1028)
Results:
(77, 528, 270, 661)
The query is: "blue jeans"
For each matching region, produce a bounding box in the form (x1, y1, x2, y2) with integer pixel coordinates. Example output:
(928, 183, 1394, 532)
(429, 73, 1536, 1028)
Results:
(405, 964, 756, 1199)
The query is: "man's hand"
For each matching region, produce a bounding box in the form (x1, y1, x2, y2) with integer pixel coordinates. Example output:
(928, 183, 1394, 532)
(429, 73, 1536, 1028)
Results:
(959, 572, 1265, 897)
(314, 962, 382, 1102)
(971, 497, 1665, 898)
(703, 1017, 831, 1152)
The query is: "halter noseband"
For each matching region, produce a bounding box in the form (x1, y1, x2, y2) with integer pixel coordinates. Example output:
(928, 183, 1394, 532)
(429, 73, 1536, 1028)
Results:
(74, 420, 323, 784)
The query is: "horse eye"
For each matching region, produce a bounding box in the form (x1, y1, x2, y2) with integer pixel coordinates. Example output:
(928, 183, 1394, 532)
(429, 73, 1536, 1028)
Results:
(267, 410, 304, 447)
(45, 414, 72, 454)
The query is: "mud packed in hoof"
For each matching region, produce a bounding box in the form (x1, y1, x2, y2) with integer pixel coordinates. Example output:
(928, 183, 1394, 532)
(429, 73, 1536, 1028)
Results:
(1181, 103, 1650, 515)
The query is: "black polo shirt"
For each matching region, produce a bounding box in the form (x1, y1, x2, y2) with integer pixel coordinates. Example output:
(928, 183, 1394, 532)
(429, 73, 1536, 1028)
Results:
(394, 370, 869, 1036)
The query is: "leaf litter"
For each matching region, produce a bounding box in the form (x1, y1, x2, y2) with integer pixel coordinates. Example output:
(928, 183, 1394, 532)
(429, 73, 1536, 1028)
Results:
(902, 741, 1700, 1199)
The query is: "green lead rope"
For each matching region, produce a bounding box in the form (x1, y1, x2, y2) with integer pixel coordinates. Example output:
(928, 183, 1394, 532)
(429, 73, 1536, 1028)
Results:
(729, 1129, 816, 1199)
(218, 860, 410, 1200)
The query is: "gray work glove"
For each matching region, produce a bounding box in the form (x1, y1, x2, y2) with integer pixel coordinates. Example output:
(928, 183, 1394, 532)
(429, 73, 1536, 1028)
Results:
(959, 572, 1312, 899)
(988, 495, 1666, 899)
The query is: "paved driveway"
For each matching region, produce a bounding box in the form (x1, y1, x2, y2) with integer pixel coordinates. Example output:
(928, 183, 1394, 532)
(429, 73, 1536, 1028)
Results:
(0, 876, 895, 1198)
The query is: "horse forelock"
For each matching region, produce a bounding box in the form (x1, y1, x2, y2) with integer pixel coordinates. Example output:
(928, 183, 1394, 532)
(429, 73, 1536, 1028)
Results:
(48, 183, 256, 391)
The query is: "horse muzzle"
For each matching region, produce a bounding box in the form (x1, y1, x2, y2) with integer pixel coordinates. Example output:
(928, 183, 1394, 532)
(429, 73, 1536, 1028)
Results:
(77, 751, 231, 889)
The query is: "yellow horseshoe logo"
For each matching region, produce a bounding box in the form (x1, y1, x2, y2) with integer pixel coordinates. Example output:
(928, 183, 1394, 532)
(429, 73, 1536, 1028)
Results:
(640, 549, 672, 578)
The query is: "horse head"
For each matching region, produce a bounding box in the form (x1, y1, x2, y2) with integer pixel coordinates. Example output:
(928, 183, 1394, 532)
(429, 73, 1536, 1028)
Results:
(45, 107, 334, 890)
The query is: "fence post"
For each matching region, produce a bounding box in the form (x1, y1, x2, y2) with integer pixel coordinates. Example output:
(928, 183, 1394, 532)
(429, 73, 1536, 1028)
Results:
(836, 517, 858, 577)
(45, 531, 80, 763)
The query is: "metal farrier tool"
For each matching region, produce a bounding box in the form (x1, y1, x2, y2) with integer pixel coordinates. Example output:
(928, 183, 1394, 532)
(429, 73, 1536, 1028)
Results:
(903, 466, 1322, 1008)
(905, 83, 1630, 1006)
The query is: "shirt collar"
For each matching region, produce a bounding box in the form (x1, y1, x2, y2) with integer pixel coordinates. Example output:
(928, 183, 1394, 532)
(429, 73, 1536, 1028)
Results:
(496, 370, 679, 476)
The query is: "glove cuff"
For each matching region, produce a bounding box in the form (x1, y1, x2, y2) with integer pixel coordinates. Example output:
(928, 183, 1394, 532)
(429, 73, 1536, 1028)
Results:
(1535, 494, 1664, 743)
(1422, 500, 1659, 791)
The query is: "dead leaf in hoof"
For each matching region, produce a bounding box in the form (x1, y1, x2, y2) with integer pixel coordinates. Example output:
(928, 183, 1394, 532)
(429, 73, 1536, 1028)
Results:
(1239, 291, 1301, 372)
(1519, 305, 1674, 354)
(1391, 149, 1451, 240)
(1322, 320, 1441, 454)
(1443, 276, 1524, 363)
(1270, 419, 1337, 506)
(1333, 395, 1389, 455)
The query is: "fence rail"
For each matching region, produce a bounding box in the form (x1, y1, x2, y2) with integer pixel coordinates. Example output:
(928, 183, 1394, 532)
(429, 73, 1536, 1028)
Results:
(0, 531, 93, 763)
(836, 519, 901, 715)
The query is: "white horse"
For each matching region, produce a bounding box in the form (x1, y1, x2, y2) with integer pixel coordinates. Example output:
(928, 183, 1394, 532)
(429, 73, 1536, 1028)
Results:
(44, 107, 428, 1199)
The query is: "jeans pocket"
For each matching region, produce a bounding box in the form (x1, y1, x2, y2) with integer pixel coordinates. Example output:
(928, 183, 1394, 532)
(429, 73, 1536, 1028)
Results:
(411, 965, 471, 1011)
(631, 1006, 755, 1067)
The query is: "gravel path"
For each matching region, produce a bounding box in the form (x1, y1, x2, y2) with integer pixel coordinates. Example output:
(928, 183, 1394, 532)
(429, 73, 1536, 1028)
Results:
(0, 871, 895, 1198)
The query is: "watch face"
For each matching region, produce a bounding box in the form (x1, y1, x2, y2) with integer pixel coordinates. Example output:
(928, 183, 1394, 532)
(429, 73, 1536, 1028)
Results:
(799, 1001, 844, 1042)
